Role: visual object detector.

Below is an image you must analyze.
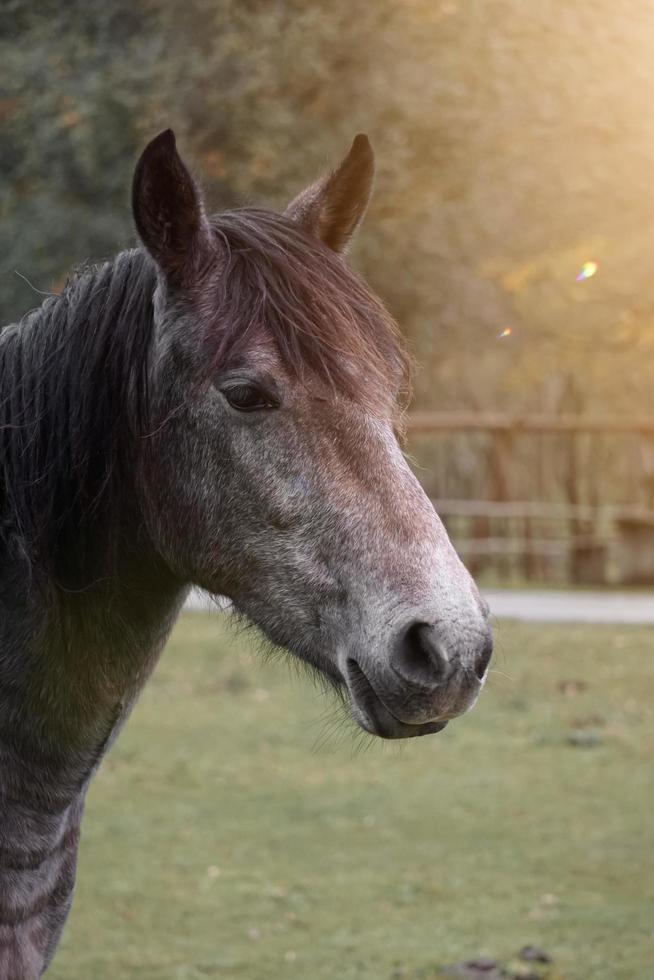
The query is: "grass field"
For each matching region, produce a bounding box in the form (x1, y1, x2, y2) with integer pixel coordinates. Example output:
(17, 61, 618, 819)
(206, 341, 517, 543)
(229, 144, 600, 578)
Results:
(49, 613, 654, 980)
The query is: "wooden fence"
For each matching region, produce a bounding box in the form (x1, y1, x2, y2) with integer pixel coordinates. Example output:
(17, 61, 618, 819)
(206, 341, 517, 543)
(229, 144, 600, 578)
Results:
(406, 413, 654, 584)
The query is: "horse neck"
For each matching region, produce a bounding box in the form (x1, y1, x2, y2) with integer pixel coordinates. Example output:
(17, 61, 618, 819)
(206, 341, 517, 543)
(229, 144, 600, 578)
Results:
(0, 255, 189, 975)
(4, 533, 188, 749)
(1, 250, 185, 760)
(0, 544, 188, 977)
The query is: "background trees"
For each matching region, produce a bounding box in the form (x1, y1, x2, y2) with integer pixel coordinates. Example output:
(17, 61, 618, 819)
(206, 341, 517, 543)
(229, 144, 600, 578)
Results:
(3, 0, 654, 416)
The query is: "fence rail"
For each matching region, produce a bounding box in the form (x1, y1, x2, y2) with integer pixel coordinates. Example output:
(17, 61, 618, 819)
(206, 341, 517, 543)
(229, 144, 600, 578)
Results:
(405, 413, 654, 584)
(430, 498, 654, 523)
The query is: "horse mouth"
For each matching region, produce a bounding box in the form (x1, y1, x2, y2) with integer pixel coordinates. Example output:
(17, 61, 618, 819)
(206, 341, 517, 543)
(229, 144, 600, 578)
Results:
(344, 658, 449, 740)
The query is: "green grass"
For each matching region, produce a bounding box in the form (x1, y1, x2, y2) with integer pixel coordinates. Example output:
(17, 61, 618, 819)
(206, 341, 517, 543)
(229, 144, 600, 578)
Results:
(50, 614, 654, 980)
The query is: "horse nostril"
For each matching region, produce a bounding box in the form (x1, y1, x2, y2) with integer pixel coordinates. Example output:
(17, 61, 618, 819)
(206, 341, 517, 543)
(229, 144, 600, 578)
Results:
(395, 622, 451, 686)
(475, 636, 493, 680)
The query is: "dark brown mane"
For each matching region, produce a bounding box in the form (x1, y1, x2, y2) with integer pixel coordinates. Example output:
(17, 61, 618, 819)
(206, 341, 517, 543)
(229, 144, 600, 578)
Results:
(203, 209, 410, 412)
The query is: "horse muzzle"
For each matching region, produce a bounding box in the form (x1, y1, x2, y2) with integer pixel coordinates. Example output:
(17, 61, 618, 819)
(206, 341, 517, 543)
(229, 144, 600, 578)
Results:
(342, 620, 493, 739)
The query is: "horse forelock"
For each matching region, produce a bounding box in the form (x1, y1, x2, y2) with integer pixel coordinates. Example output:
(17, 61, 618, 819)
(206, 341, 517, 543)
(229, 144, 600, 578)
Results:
(199, 209, 411, 414)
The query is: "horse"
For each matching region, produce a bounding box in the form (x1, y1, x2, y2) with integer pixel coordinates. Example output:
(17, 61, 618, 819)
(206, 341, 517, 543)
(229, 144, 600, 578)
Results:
(0, 129, 492, 977)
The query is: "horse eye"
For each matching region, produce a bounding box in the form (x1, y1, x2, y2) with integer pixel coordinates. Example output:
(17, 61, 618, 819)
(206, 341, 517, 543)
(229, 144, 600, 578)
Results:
(222, 383, 276, 412)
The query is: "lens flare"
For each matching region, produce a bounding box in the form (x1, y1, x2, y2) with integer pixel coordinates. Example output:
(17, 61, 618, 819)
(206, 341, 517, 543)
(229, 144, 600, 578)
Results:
(576, 261, 598, 281)
(498, 327, 512, 339)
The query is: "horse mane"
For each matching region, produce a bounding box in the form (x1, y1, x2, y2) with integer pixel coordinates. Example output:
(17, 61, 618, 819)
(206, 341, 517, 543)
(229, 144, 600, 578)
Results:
(0, 208, 408, 585)
(0, 249, 156, 585)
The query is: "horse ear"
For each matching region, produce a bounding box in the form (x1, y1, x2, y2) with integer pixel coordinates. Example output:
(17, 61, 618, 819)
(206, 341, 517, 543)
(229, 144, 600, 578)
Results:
(132, 129, 212, 288)
(285, 134, 375, 254)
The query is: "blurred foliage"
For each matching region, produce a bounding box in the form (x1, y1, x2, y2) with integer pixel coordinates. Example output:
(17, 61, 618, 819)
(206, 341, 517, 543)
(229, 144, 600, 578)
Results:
(3, 0, 654, 412)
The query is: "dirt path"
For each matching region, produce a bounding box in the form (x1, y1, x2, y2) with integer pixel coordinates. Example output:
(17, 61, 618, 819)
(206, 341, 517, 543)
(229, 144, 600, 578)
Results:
(484, 589, 654, 624)
(187, 588, 653, 624)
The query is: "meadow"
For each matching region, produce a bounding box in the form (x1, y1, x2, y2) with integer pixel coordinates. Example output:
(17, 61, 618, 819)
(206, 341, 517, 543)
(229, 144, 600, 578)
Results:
(50, 613, 654, 979)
